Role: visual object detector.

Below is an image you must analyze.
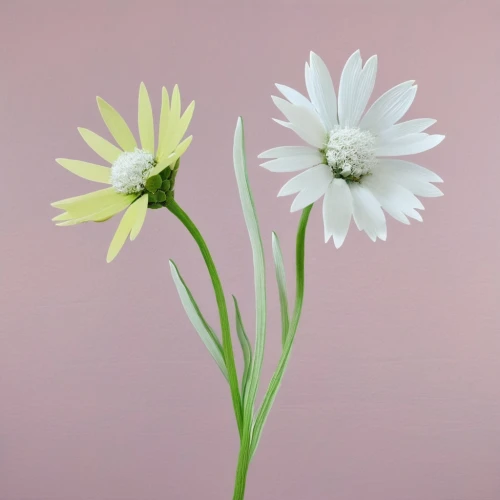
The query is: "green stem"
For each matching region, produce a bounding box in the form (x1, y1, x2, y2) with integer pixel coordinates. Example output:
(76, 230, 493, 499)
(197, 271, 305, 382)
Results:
(166, 199, 243, 437)
(250, 204, 313, 457)
(232, 429, 251, 500)
(231, 205, 313, 500)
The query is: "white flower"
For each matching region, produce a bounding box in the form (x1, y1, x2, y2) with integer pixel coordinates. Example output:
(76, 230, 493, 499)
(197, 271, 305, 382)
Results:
(259, 50, 444, 248)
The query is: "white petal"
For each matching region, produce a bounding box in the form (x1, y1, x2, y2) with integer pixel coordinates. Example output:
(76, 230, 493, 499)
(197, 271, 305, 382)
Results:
(375, 158, 443, 183)
(350, 55, 378, 128)
(272, 97, 327, 148)
(338, 50, 362, 127)
(371, 168, 425, 209)
(359, 81, 415, 133)
(272, 119, 316, 144)
(273, 118, 294, 129)
(362, 175, 410, 224)
(338, 52, 378, 127)
(279, 164, 331, 197)
(275, 84, 314, 110)
(290, 182, 329, 212)
(258, 146, 321, 159)
(378, 118, 436, 143)
(376, 133, 445, 156)
(323, 178, 353, 247)
(406, 208, 423, 222)
(350, 184, 387, 241)
(306, 53, 338, 130)
(369, 169, 426, 222)
(261, 155, 324, 173)
(397, 177, 443, 197)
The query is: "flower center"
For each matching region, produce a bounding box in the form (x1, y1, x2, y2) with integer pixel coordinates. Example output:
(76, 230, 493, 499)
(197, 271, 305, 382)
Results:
(325, 127, 377, 182)
(110, 149, 155, 194)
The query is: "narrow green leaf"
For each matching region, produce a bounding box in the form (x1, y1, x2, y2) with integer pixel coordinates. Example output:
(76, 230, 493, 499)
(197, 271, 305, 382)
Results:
(166, 199, 243, 437)
(250, 205, 313, 458)
(233, 117, 267, 423)
(272, 232, 289, 346)
(232, 296, 253, 398)
(169, 260, 228, 380)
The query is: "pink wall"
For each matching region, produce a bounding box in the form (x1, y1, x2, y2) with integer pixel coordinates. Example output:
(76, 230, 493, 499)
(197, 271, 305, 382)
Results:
(1, 1, 499, 499)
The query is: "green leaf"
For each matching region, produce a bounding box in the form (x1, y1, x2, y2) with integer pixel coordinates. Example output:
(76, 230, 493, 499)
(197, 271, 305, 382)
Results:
(232, 296, 253, 398)
(233, 117, 267, 420)
(272, 232, 289, 347)
(250, 205, 313, 458)
(169, 260, 228, 380)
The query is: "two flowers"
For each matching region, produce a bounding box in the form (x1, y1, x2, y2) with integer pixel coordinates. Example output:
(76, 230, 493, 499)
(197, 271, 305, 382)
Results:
(52, 50, 444, 257)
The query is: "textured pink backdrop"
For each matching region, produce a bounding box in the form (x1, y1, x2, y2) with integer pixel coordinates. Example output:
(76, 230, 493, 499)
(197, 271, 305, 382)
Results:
(1, 1, 500, 499)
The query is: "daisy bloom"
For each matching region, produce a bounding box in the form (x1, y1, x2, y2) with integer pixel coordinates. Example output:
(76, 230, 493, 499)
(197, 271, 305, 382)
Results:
(260, 50, 444, 247)
(52, 83, 194, 262)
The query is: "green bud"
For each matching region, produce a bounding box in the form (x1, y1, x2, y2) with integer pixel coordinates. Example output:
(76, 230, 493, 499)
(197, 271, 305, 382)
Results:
(155, 190, 167, 202)
(160, 168, 171, 180)
(148, 192, 158, 203)
(145, 174, 162, 193)
(161, 179, 171, 191)
(148, 202, 163, 209)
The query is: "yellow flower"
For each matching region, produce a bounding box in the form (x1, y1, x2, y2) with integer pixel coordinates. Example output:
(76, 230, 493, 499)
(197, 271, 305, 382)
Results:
(52, 83, 194, 262)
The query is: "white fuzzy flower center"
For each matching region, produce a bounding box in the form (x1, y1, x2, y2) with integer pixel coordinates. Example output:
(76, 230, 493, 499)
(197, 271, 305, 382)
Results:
(325, 127, 377, 181)
(110, 149, 155, 194)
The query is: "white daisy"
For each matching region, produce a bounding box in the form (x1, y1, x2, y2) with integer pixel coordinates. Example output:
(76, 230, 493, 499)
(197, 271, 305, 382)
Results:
(259, 50, 444, 247)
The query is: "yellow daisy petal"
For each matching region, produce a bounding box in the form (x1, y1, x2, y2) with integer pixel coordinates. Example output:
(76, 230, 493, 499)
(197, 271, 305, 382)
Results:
(54, 194, 137, 224)
(149, 135, 192, 176)
(97, 97, 137, 152)
(56, 158, 111, 184)
(52, 186, 116, 209)
(129, 194, 149, 240)
(138, 83, 154, 154)
(171, 100, 195, 148)
(78, 128, 122, 164)
(160, 85, 181, 159)
(156, 87, 170, 160)
(51, 187, 128, 215)
(106, 203, 137, 263)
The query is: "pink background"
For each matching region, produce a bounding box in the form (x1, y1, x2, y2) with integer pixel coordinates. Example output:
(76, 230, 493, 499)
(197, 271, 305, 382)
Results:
(1, 1, 499, 499)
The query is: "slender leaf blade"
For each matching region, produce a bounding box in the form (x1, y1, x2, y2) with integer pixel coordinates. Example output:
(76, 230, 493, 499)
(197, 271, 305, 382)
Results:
(169, 260, 228, 380)
(272, 232, 289, 346)
(233, 117, 267, 421)
(232, 296, 253, 398)
(250, 205, 313, 458)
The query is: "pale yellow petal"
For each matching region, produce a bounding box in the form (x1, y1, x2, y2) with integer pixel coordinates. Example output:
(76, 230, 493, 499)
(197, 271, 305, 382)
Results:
(56, 158, 111, 184)
(106, 204, 137, 263)
(150, 135, 192, 176)
(138, 82, 154, 154)
(159, 85, 181, 160)
(54, 194, 137, 225)
(170, 85, 181, 122)
(52, 188, 135, 223)
(78, 128, 122, 164)
(52, 187, 118, 210)
(129, 194, 148, 240)
(96, 97, 137, 152)
(171, 100, 195, 147)
(156, 87, 170, 159)
(169, 135, 192, 162)
(52, 212, 74, 221)
(149, 153, 175, 175)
